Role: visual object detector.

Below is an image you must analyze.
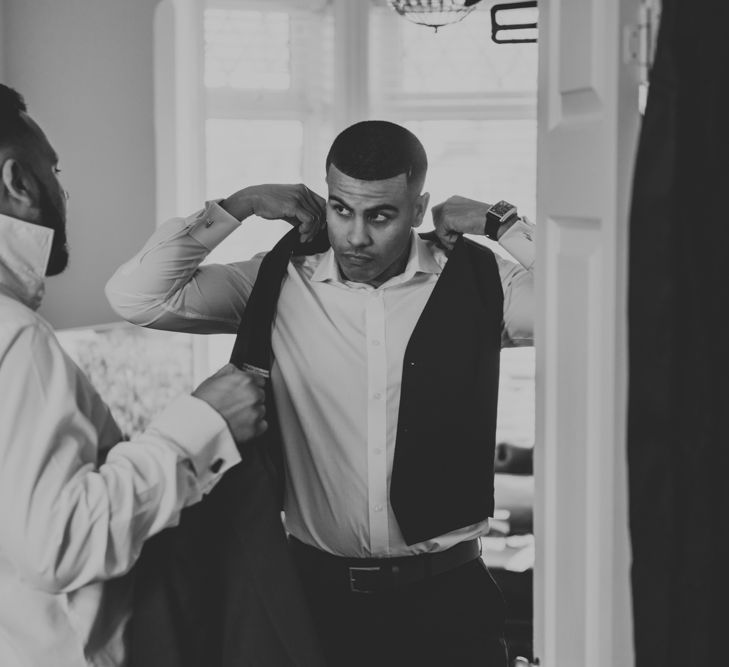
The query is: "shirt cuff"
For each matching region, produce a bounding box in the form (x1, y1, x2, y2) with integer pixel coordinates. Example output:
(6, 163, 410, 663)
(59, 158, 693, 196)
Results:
(187, 200, 242, 251)
(147, 394, 241, 495)
(498, 217, 535, 271)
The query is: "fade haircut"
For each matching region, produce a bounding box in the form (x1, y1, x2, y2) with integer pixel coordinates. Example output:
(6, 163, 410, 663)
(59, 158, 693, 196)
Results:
(0, 84, 32, 149)
(326, 120, 428, 193)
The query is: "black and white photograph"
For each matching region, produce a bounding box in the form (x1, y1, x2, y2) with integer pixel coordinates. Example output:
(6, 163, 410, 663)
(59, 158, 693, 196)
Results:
(1, 1, 725, 666)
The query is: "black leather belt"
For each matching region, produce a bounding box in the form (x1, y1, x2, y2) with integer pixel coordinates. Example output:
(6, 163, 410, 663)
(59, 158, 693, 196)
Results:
(290, 537, 481, 594)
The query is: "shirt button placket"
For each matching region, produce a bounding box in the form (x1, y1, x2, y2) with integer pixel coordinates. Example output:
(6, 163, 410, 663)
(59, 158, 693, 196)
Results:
(366, 290, 389, 554)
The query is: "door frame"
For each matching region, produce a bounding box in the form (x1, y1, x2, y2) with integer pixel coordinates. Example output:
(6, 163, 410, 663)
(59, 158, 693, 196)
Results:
(533, 0, 641, 664)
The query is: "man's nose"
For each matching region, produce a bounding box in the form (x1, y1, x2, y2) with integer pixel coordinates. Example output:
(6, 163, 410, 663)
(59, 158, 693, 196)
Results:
(347, 219, 371, 247)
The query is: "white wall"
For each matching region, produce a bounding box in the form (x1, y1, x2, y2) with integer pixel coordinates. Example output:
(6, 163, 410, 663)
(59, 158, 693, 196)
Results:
(2, 0, 160, 329)
(0, 0, 6, 80)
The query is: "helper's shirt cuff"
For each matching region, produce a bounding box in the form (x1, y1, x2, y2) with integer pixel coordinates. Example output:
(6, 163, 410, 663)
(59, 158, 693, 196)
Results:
(147, 393, 241, 496)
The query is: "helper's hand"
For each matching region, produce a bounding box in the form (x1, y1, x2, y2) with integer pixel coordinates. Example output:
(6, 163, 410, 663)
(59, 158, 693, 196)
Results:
(220, 184, 326, 243)
(431, 195, 491, 250)
(192, 364, 267, 446)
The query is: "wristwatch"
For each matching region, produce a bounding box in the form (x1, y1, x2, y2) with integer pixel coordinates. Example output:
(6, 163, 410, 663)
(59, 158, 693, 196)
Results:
(484, 200, 519, 241)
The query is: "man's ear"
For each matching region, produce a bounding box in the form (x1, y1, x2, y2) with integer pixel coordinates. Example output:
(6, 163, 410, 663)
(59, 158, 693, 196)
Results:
(1, 158, 38, 212)
(411, 191, 430, 229)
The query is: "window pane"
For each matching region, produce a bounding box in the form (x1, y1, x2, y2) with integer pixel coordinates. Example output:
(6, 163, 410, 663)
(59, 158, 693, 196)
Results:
(205, 119, 303, 262)
(405, 119, 537, 227)
(374, 9, 538, 96)
(206, 119, 303, 198)
(204, 9, 291, 90)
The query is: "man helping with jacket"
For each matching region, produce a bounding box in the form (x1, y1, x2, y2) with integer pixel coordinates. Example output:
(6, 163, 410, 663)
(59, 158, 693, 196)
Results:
(0, 84, 269, 667)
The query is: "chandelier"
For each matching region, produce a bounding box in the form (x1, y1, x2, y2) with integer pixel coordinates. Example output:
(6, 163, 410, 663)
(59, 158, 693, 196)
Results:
(387, 0, 485, 32)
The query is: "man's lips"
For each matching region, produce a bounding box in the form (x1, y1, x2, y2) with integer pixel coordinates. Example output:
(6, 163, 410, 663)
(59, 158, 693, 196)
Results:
(341, 253, 373, 265)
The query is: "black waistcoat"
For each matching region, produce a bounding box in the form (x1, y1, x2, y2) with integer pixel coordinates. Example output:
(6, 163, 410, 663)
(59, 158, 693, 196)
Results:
(230, 227, 504, 545)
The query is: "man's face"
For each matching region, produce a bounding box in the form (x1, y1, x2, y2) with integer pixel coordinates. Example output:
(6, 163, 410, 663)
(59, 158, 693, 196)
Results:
(21, 115, 69, 275)
(325, 164, 429, 287)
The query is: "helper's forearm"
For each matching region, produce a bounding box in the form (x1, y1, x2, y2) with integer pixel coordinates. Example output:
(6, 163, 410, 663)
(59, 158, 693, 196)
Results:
(0, 329, 239, 594)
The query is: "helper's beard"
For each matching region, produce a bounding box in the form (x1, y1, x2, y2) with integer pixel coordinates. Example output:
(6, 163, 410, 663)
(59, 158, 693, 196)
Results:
(37, 181, 69, 277)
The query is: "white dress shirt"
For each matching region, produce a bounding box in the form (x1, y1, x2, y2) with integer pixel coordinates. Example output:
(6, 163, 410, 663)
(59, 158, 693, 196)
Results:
(0, 213, 241, 667)
(106, 202, 534, 558)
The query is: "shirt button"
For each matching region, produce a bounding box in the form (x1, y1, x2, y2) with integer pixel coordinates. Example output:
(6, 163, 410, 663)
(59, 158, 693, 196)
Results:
(205, 218, 215, 227)
(210, 458, 224, 473)
(374, 505, 384, 512)
(373, 392, 382, 400)
(372, 339, 381, 346)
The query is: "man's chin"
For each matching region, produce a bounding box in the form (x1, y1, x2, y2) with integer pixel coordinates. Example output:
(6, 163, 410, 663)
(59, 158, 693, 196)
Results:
(340, 264, 375, 285)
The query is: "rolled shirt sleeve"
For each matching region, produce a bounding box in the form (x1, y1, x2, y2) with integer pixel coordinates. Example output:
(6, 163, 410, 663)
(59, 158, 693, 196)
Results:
(105, 201, 264, 334)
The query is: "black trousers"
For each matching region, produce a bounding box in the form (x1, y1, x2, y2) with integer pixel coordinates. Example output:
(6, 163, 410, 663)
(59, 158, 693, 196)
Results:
(294, 548, 509, 667)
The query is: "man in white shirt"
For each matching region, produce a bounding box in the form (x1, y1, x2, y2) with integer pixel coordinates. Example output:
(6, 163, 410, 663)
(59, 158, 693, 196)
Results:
(107, 120, 534, 666)
(0, 85, 271, 666)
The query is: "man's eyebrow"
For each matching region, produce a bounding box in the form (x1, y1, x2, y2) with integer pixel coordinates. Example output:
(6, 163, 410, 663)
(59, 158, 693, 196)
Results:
(366, 204, 399, 214)
(328, 195, 399, 214)
(328, 195, 352, 209)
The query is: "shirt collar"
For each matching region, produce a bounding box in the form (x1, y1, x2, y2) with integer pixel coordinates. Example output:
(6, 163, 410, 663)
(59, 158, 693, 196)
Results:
(0, 213, 53, 310)
(311, 230, 444, 287)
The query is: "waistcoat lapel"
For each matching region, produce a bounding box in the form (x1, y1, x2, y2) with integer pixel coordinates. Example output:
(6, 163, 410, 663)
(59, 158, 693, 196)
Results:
(229, 227, 329, 494)
(390, 236, 504, 545)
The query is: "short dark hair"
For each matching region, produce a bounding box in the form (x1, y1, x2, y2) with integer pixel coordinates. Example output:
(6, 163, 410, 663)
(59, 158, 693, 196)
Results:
(325, 120, 428, 192)
(0, 84, 32, 148)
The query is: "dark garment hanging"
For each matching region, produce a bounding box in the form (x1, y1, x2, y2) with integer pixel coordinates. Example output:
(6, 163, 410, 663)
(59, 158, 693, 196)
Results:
(129, 229, 326, 667)
(627, 0, 729, 664)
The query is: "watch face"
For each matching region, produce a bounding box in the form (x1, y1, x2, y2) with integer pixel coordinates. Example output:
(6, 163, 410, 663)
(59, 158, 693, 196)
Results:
(490, 200, 516, 219)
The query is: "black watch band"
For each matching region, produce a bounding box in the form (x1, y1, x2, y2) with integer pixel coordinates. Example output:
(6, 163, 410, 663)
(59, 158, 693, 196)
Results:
(484, 200, 518, 241)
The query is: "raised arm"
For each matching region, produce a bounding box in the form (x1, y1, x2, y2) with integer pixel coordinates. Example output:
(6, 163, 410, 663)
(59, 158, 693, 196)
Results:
(105, 184, 326, 335)
(431, 195, 534, 347)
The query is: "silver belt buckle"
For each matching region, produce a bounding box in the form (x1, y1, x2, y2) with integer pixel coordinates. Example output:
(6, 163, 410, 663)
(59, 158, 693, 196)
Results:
(348, 566, 380, 594)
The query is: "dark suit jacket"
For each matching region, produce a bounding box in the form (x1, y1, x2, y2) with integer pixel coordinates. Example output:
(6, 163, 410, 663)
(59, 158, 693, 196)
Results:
(129, 228, 326, 667)
(130, 446, 325, 667)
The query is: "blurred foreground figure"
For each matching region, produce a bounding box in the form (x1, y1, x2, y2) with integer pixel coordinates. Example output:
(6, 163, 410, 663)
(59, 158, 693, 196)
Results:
(0, 84, 268, 667)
